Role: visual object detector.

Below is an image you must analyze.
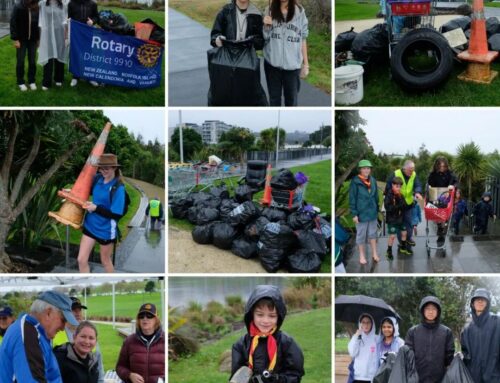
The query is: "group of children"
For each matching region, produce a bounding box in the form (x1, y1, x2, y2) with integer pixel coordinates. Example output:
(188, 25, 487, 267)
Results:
(10, 0, 99, 91)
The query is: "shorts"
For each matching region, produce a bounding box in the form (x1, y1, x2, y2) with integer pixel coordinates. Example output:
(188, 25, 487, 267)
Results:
(355, 220, 378, 244)
(82, 227, 116, 246)
(387, 223, 406, 235)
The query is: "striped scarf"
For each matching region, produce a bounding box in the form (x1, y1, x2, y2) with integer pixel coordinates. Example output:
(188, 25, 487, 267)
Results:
(248, 321, 278, 371)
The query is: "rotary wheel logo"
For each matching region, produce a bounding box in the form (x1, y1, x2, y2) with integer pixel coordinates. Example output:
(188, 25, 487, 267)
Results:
(137, 44, 161, 68)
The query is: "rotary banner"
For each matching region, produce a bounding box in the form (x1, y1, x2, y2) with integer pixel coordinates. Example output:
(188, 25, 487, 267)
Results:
(69, 19, 163, 89)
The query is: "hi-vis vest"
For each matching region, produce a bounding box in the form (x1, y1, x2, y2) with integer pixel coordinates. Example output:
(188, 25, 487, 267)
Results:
(395, 169, 416, 205)
(149, 199, 160, 217)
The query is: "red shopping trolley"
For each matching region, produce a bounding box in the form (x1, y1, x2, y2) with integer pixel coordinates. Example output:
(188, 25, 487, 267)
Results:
(424, 187, 455, 256)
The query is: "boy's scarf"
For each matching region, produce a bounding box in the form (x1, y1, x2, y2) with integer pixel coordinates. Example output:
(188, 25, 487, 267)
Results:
(358, 175, 371, 192)
(248, 321, 278, 371)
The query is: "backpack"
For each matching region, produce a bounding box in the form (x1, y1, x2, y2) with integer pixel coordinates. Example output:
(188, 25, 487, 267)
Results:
(91, 175, 131, 219)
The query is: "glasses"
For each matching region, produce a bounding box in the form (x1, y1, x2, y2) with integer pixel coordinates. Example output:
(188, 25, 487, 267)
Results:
(139, 313, 155, 320)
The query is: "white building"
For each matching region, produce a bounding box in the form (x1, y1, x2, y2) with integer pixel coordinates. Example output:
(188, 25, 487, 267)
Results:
(201, 120, 232, 144)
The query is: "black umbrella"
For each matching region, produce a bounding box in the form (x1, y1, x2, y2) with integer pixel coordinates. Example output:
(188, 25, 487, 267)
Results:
(335, 295, 402, 327)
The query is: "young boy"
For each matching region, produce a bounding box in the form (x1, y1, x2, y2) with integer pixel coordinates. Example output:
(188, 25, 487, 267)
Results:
(384, 177, 413, 260)
(230, 285, 304, 383)
(474, 192, 497, 234)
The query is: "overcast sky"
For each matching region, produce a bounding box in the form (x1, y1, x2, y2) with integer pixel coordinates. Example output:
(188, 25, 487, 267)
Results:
(168, 109, 331, 134)
(358, 109, 500, 155)
(102, 109, 165, 143)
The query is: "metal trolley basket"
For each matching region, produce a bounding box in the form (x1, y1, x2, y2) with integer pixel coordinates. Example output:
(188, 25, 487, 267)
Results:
(424, 188, 455, 256)
(270, 183, 308, 210)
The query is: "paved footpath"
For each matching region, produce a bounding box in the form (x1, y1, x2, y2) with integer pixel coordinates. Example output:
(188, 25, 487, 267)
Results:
(169, 8, 331, 106)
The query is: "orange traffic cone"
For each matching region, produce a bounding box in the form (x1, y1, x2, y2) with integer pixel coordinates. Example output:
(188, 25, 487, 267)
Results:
(49, 122, 112, 229)
(261, 164, 272, 206)
(457, 0, 498, 84)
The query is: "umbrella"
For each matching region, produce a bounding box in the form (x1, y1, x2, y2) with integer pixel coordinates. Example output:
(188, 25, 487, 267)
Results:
(335, 294, 402, 327)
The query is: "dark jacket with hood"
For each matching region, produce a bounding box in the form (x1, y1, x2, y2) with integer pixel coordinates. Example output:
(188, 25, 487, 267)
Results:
(427, 170, 458, 189)
(384, 190, 406, 225)
(68, 0, 98, 25)
(474, 192, 495, 227)
(461, 289, 500, 383)
(10, 0, 39, 42)
(230, 285, 304, 383)
(210, 0, 264, 49)
(54, 342, 99, 383)
(405, 296, 455, 383)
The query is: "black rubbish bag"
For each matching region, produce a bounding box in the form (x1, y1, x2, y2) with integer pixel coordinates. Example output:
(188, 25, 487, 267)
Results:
(388, 345, 419, 383)
(258, 242, 286, 273)
(270, 169, 297, 190)
(219, 199, 239, 222)
(192, 223, 215, 244)
(98, 10, 133, 35)
(489, 33, 500, 51)
(235, 184, 254, 203)
(245, 216, 270, 240)
(261, 207, 288, 222)
(170, 198, 190, 219)
(373, 353, 397, 383)
(296, 230, 327, 259)
(210, 184, 230, 200)
(229, 201, 260, 226)
(187, 192, 212, 206)
(232, 237, 258, 259)
(260, 222, 297, 250)
(187, 206, 200, 225)
(287, 211, 316, 230)
(207, 39, 268, 106)
(487, 17, 500, 37)
(287, 249, 322, 273)
(441, 356, 475, 383)
(335, 27, 358, 53)
(197, 207, 220, 225)
(351, 23, 389, 65)
(212, 222, 238, 249)
(140, 18, 165, 45)
(440, 16, 471, 33)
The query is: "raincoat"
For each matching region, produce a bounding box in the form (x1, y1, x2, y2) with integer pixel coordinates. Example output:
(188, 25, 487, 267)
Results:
(38, 0, 68, 66)
(348, 313, 379, 381)
(377, 317, 405, 364)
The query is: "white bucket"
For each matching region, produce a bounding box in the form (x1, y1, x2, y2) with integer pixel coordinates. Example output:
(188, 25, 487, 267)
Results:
(335, 65, 364, 105)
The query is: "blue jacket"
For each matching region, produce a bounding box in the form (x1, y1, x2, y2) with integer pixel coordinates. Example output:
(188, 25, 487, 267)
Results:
(411, 202, 422, 226)
(349, 175, 379, 223)
(0, 313, 62, 383)
(453, 199, 468, 220)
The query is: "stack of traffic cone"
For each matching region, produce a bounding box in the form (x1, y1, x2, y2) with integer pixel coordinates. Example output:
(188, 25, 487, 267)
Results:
(261, 164, 272, 206)
(457, 0, 498, 84)
(48, 122, 112, 229)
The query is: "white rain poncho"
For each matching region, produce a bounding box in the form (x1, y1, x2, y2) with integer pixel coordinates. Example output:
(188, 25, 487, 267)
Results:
(38, 0, 68, 66)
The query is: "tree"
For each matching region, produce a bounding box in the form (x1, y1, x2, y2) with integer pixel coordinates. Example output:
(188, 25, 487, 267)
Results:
(257, 128, 286, 161)
(218, 127, 255, 166)
(145, 280, 156, 294)
(171, 127, 203, 161)
(0, 112, 94, 271)
(69, 288, 77, 296)
(454, 142, 486, 200)
(309, 125, 332, 145)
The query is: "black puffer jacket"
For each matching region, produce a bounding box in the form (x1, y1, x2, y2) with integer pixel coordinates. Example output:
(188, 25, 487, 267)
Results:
(405, 296, 455, 383)
(230, 285, 304, 383)
(68, 0, 98, 25)
(384, 190, 406, 225)
(210, 1, 264, 49)
(10, 1, 39, 42)
(54, 343, 99, 383)
(461, 289, 500, 383)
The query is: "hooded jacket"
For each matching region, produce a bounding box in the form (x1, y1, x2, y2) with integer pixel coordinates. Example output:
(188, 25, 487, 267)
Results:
(230, 285, 305, 383)
(461, 289, 500, 383)
(115, 327, 165, 383)
(405, 296, 455, 383)
(262, 5, 308, 70)
(349, 175, 379, 223)
(384, 190, 406, 225)
(68, 0, 98, 25)
(10, 0, 40, 42)
(377, 317, 405, 364)
(348, 313, 379, 381)
(473, 193, 494, 227)
(54, 342, 99, 383)
(210, 1, 264, 49)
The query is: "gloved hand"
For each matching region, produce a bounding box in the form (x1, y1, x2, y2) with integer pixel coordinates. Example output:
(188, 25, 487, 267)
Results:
(215, 35, 226, 47)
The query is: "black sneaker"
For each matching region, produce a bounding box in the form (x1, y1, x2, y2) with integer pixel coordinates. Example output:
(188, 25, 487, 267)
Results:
(386, 248, 394, 260)
(407, 239, 416, 246)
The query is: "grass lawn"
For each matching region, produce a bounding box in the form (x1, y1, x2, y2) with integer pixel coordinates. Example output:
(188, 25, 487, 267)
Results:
(335, 337, 350, 354)
(169, 0, 331, 93)
(95, 323, 127, 371)
(169, 308, 332, 383)
(335, 0, 380, 21)
(0, 7, 164, 106)
(85, 292, 162, 318)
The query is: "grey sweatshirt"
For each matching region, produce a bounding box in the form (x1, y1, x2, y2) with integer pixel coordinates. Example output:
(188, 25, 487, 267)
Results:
(263, 5, 308, 70)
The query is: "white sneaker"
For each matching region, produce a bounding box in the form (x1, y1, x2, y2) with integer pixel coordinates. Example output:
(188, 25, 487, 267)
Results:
(42, 86, 48, 91)
(19, 84, 28, 91)
(55, 82, 62, 87)
(70, 79, 78, 87)
(29, 83, 37, 90)
(89, 81, 99, 87)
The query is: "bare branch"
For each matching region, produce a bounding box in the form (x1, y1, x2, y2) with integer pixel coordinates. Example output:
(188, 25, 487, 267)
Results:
(1, 120, 19, 185)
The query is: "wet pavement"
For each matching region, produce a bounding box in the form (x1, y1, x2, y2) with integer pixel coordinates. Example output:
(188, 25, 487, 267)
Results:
(168, 8, 331, 107)
(277, 154, 332, 170)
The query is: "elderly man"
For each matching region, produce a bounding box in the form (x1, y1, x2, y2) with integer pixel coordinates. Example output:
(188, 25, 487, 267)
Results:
(385, 160, 423, 246)
(461, 288, 500, 383)
(0, 305, 15, 345)
(53, 297, 105, 383)
(0, 290, 78, 383)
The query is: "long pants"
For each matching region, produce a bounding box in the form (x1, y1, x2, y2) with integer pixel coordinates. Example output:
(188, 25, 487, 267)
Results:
(42, 58, 65, 88)
(264, 60, 301, 106)
(16, 40, 37, 85)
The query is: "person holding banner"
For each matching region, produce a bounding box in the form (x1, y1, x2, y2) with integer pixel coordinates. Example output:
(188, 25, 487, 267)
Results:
(38, 0, 68, 90)
(68, 0, 99, 87)
(263, 0, 309, 106)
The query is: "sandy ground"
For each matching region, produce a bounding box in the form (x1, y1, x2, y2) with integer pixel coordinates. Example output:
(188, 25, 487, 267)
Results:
(168, 226, 289, 273)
